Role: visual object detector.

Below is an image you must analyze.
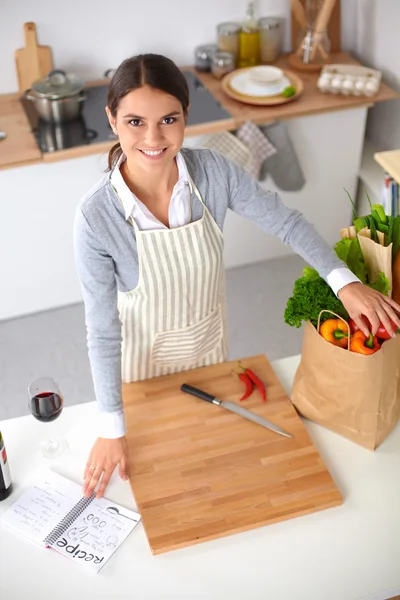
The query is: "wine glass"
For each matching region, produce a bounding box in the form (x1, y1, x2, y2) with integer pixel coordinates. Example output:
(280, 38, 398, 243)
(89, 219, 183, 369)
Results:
(28, 377, 68, 459)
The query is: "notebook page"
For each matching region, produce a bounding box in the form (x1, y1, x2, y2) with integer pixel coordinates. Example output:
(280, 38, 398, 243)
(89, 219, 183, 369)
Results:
(51, 496, 140, 573)
(1, 471, 83, 546)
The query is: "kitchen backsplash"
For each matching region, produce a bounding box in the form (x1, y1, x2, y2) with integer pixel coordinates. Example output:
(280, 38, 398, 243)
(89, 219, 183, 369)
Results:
(1, 0, 292, 94)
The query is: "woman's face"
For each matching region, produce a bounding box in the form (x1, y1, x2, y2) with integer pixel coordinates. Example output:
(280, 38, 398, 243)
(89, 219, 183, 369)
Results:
(106, 85, 186, 171)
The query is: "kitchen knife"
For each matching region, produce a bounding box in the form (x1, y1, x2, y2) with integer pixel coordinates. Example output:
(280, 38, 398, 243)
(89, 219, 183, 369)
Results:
(180, 384, 293, 439)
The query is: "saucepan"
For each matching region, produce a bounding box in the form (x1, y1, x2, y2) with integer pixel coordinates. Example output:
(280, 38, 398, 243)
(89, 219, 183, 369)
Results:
(24, 69, 86, 124)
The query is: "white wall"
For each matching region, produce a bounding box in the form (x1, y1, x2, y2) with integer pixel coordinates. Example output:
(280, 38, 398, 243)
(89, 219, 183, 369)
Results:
(350, 0, 400, 151)
(0, 0, 295, 95)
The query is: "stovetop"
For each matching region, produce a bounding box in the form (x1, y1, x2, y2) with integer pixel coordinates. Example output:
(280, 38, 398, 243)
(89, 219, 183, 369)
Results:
(21, 71, 231, 154)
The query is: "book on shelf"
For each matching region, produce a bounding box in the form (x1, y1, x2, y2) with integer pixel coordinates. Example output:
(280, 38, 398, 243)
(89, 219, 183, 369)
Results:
(381, 172, 399, 217)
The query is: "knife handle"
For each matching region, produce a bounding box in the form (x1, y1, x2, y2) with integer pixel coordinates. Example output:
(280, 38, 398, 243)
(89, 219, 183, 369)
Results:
(180, 384, 220, 404)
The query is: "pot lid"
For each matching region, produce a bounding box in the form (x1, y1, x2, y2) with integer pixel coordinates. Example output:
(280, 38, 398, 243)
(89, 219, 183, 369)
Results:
(32, 70, 84, 99)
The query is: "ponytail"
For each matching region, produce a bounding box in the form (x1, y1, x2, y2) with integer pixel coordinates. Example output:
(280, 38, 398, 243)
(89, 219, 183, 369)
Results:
(107, 142, 123, 172)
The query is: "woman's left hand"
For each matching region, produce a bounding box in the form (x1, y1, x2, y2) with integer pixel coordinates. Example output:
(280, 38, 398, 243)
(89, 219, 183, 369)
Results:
(338, 282, 400, 337)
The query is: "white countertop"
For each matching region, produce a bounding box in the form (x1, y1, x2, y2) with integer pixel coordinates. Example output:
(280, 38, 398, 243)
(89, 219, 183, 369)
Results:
(1, 355, 399, 600)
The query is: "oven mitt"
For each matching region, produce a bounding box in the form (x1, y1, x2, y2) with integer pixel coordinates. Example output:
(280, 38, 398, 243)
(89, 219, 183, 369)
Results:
(236, 121, 277, 179)
(259, 121, 305, 191)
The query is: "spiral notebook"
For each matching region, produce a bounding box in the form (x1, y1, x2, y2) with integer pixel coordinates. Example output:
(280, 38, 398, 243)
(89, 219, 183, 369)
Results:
(1, 470, 140, 573)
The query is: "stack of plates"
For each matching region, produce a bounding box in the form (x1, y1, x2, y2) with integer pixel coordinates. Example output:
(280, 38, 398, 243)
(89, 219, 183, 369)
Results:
(221, 66, 303, 106)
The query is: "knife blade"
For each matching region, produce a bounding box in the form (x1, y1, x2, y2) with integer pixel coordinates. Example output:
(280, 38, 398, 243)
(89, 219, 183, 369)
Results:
(180, 384, 293, 439)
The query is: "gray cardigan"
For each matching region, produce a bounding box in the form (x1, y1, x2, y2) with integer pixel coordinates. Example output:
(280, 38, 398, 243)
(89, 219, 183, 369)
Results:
(74, 148, 345, 414)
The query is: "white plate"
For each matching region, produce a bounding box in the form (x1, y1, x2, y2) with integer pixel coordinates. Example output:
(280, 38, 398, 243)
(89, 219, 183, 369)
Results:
(229, 72, 291, 97)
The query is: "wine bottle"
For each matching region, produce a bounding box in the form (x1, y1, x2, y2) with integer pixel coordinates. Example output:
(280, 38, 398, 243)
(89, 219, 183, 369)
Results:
(0, 431, 12, 501)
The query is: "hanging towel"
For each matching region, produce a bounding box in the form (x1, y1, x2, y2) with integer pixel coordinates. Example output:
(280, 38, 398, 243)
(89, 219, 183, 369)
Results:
(259, 121, 305, 192)
(199, 130, 253, 172)
(236, 121, 277, 179)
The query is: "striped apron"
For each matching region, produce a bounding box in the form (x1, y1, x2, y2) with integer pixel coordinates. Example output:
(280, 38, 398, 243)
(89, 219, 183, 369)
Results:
(117, 178, 228, 383)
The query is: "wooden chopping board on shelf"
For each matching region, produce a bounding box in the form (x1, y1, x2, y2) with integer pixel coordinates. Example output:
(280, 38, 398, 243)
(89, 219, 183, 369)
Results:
(15, 22, 53, 93)
(123, 354, 342, 555)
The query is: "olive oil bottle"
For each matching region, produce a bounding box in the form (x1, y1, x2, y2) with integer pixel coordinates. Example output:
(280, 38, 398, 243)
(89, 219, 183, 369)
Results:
(238, 2, 260, 68)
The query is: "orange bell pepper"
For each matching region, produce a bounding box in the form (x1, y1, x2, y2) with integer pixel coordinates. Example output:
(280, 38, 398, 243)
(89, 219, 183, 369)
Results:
(350, 330, 380, 355)
(319, 318, 349, 348)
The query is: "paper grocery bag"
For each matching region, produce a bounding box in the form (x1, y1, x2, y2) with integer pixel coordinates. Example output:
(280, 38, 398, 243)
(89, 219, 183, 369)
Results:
(357, 227, 393, 296)
(292, 320, 400, 450)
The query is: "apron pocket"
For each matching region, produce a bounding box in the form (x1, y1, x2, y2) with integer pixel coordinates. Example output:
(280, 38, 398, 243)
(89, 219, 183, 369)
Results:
(152, 305, 223, 366)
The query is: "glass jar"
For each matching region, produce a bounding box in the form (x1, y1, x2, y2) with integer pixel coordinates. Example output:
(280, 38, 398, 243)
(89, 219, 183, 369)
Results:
(194, 44, 218, 72)
(211, 52, 236, 80)
(217, 22, 240, 62)
(259, 17, 284, 63)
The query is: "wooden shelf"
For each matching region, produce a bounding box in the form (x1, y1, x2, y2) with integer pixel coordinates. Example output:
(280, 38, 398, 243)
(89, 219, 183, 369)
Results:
(374, 149, 400, 185)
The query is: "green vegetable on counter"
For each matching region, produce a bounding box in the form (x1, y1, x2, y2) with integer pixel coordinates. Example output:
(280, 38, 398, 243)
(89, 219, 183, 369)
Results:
(282, 86, 296, 98)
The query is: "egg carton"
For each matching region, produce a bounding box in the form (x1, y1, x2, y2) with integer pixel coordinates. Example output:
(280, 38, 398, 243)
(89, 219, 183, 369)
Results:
(317, 64, 382, 97)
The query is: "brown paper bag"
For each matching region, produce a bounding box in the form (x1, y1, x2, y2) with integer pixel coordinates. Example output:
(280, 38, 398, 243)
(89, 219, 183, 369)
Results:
(357, 226, 393, 296)
(292, 312, 400, 450)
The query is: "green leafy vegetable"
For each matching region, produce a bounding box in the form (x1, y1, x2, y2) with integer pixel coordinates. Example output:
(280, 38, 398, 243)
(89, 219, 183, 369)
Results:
(334, 238, 368, 283)
(344, 188, 358, 222)
(354, 215, 370, 233)
(284, 267, 348, 329)
(371, 203, 387, 225)
(368, 272, 390, 296)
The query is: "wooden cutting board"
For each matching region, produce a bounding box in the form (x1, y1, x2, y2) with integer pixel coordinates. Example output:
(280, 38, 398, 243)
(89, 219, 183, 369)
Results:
(15, 22, 53, 93)
(123, 354, 342, 554)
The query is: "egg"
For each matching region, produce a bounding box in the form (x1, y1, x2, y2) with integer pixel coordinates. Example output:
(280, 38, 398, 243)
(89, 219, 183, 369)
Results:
(354, 79, 366, 95)
(317, 76, 329, 92)
(342, 78, 354, 95)
(330, 76, 343, 93)
(365, 79, 379, 96)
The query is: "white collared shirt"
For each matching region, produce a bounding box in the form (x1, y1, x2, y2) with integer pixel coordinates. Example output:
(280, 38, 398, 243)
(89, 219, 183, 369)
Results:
(99, 153, 359, 439)
(111, 152, 191, 229)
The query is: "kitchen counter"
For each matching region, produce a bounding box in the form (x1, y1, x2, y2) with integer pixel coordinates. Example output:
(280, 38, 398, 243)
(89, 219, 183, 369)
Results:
(1, 354, 399, 600)
(0, 52, 398, 171)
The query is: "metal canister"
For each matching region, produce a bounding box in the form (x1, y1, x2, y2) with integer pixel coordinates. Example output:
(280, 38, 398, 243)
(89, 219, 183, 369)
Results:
(211, 52, 236, 80)
(194, 44, 218, 72)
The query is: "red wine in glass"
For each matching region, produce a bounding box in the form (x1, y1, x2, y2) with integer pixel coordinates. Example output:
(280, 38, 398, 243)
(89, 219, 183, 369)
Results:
(28, 377, 68, 458)
(30, 391, 63, 423)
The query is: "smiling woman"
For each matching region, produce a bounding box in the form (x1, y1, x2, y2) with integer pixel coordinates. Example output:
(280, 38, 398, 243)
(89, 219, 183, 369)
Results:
(106, 54, 189, 172)
(73, 53, 400, 502)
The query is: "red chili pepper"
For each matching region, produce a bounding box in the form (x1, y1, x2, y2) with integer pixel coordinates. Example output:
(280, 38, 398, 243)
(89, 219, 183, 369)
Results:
(239, 364, 267, 402)
(238, 372, 254, 401)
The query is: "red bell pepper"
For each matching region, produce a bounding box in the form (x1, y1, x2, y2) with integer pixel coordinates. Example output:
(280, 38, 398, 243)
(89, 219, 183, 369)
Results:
(348, 317, 397, 340)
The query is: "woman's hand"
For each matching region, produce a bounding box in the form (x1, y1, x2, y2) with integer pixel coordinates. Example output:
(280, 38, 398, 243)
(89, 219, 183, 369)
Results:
(338, 282, 400, 336)
(83, 436, 129, 499)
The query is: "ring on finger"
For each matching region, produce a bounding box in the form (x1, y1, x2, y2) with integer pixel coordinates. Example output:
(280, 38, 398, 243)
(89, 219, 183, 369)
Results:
(89, 464, 96, 471)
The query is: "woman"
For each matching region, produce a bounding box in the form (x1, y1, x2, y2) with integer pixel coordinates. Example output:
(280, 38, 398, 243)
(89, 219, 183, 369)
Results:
(74, 54, 400, 499)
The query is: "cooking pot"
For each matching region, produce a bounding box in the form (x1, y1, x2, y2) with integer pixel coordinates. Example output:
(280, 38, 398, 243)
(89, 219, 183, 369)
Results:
(24, 69, 86, 124)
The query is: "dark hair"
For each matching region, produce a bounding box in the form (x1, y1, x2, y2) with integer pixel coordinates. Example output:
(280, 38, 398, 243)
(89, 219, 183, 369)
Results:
(107, 54, 190, 170)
